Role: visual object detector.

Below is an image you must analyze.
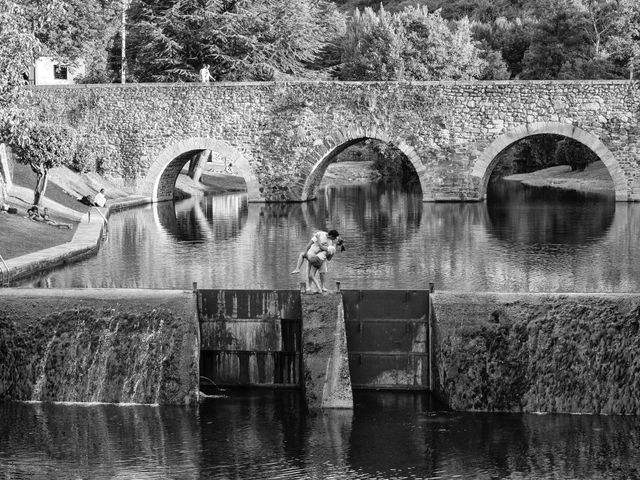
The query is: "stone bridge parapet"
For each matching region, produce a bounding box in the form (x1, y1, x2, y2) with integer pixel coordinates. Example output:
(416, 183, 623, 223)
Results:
(28, 80, 640, 202)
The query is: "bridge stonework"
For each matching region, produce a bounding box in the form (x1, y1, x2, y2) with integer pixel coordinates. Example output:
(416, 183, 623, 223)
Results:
(31, 80, 640, 202)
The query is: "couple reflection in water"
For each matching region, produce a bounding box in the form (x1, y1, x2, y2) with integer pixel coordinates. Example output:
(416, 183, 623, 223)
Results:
(291, 229, 344, 294)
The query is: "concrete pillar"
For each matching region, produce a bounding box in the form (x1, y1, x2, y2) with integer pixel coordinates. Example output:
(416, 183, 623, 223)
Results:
(301, 293, 353, 410)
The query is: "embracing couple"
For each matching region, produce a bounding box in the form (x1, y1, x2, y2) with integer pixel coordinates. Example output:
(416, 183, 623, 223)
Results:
(291, 229, 344, 294)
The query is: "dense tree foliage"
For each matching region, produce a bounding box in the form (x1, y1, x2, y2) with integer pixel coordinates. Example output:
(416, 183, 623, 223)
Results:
(0, 1, 42, 148)
(2, 0, 638, 84)
(3, 0, 630, 83)
(12, 0, 120, 81)
(339, 6, 497, 81)
(333, 0, 639, 81)
(122, 0, 343, 82)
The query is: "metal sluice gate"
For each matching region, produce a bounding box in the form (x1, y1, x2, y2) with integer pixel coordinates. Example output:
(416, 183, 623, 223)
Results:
(197, 289, 431, 391)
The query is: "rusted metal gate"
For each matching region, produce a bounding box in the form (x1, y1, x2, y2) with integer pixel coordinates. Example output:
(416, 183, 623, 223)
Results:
(342, 290, 430, 390)
(198, 290, 302, 388)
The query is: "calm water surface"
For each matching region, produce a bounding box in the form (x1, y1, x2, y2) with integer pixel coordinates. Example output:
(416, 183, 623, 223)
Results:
(22, 179, 640, 292)
(1, 391, 640, 479)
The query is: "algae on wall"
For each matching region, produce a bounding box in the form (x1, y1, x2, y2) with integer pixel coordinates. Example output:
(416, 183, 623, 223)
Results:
(432, 293, 640, 414)
(0, 289, 200, 405)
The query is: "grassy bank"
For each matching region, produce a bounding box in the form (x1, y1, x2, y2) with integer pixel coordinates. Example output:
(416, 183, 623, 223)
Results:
(503, 161, 614, 195)
(0, 212, 75, 260)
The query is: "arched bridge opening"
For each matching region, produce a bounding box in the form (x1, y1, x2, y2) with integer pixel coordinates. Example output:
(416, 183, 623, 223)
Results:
(473, 122, 627, 202)
(301, 133, 426, 202)
(146, 138, 262, 203)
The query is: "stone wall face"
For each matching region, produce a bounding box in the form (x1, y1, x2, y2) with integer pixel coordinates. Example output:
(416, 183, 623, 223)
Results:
(29, 80, 640, 202)
(431, 292, 640, 414)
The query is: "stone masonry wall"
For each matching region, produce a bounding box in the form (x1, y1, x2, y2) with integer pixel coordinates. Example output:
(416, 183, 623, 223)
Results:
(27, 80, 640, 202)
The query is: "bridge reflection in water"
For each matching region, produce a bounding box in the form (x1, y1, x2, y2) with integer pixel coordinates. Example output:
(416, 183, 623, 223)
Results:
(21, 180, 640, 292)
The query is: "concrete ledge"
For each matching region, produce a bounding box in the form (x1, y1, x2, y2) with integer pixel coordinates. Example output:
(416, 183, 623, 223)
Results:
(4, 196, 152, 284)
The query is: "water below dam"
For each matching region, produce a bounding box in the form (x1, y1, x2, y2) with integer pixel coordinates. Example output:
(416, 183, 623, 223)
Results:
(20, 179, 640, 292)
(1, 391, 639, 479)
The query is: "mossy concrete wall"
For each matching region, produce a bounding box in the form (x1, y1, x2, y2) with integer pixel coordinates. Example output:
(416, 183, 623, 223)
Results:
(301, 293, 353, 410)
(0, 288, 199, 405)
(27, 81, 640, 202)
(431, 292, 640, 414)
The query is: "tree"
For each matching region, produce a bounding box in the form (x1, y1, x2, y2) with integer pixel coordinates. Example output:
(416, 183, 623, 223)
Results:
(556, 137, 599, 171)
(14, 0, 120, 78)
(9, 122, 77, 205)
(339, 7, 405, 80)
(400, 8, 484, 80)
(339, 6, 485, 81)
(607, 0, 640, 79)
(577, 0, 618, 56)
(123, 0, 342, 82)
(0, 1, 43, 152)
(520, 0, 590, 79)
(473, 16, 533, 78)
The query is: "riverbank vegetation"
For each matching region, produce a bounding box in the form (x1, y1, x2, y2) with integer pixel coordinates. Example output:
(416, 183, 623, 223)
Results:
(490, 134, 602, 179)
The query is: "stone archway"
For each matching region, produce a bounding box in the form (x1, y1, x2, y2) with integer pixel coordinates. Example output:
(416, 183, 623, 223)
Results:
(144, 137, 262, 202)
(471, 122, 628, 201)
(300, 127, 426, 201)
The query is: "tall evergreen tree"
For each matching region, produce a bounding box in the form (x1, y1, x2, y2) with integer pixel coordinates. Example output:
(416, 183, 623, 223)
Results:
(520, 0, 589, 79)
(124, 0, 342, 82)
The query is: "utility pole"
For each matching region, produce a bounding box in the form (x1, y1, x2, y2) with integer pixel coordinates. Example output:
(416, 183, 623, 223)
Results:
(121, 0, 127, 84)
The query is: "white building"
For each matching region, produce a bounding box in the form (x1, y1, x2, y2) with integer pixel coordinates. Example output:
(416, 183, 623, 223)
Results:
(32, 57, 86, 85)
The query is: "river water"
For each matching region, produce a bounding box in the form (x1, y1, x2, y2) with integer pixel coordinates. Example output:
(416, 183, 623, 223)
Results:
(2, 391, 640, 479)
(22, 179, 640, 292)
(8, 179, 640, 478)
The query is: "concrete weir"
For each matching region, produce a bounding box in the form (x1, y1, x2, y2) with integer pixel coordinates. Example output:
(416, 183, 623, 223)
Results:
(430, 292, 640, 415)
(0, 288, 200, 405)
(3, 288, 640, 414)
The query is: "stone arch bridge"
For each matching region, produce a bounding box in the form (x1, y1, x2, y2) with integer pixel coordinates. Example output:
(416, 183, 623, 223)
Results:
(31, 80, 640, 202)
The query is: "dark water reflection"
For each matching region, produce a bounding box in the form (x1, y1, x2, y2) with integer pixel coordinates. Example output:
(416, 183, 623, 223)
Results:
(21, 180, 640, 292)
(487, 180, 615, 246)
(1, 392, 640, 479)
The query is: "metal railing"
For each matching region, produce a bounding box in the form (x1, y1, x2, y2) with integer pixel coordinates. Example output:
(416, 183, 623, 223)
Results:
(0, 252, 10, 287)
